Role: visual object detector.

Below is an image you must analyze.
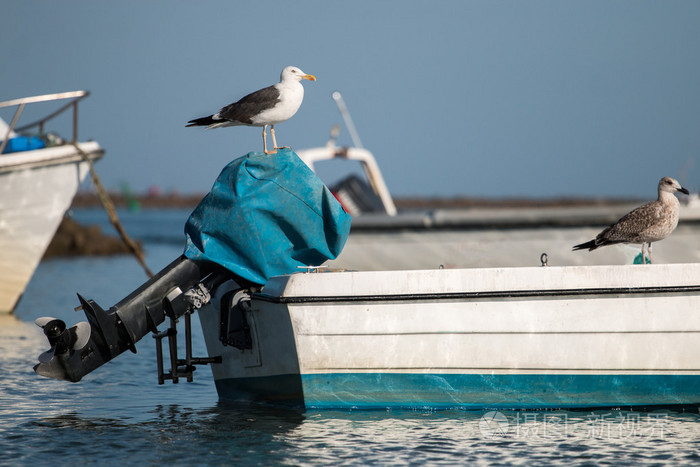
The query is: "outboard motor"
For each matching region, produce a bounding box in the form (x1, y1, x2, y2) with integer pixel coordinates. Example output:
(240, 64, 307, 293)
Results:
(33, 256, 229, 382)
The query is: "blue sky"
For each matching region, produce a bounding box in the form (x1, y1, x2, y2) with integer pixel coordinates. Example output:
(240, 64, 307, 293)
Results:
(2, 1, 700, 199)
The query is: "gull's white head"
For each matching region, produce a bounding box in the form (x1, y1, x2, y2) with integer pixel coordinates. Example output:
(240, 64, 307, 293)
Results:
(658, 176, 690, 195)
(281, 66, 316, 83)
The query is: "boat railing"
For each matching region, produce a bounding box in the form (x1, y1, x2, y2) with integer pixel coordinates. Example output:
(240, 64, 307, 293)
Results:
(0, 90, 90, 154)
(297, 91, 398, 216)
(297, 140, 398, 216)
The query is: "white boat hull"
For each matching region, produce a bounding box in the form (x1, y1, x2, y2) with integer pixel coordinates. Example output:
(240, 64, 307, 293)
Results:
(0, 142, 103, 312)
(199, 263, 700, 409)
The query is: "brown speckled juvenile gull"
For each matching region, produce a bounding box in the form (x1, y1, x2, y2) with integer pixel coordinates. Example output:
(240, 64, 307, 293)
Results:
(573, 176, 690, 263)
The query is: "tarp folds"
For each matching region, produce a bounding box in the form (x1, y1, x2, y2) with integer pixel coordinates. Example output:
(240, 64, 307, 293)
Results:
(184, 149, 351, 285)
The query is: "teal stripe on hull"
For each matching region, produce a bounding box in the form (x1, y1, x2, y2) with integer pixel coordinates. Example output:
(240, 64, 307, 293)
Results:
(215, 373, 700, 410)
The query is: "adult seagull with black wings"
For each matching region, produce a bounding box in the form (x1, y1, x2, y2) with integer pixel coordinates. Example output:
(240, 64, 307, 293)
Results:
(187, 66, 316, 155)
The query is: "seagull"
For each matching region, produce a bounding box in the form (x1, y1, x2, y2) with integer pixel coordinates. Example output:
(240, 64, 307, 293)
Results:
(573, 176, 690, 263)
(186, 66, 316, 154)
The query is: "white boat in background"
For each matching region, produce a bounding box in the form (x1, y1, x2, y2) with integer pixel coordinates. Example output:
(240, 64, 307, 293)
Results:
(0, 91, 104, 313)
(296, 134, 700, 270)
(296, 94, 700, 272)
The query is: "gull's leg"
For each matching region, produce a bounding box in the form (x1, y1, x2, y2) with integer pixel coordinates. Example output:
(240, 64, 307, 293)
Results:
(270, 125, 278, 149)
(271, 125, 290, 150)
(648, 242, 653, 264)
(263, 125, 276, 155)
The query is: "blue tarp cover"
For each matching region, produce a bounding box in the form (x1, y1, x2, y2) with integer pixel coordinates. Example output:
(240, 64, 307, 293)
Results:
(184, 148, 351, 285)
(1, 136, 46, 154)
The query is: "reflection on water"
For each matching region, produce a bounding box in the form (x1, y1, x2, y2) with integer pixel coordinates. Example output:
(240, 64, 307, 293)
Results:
(12, 403, 306, 465)
(6, 401, 700, 465)
(3, 213, 700, 465)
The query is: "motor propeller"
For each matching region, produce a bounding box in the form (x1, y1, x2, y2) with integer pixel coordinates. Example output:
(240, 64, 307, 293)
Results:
(35, 317, 91, 351)
(34, 317, 92, 378)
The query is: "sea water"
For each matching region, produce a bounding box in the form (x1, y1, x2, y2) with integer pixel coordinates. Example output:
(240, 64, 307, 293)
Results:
(2, 209, 700, 466)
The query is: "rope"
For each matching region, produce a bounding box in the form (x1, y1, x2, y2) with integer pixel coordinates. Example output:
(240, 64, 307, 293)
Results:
(72, 142, 154, 278)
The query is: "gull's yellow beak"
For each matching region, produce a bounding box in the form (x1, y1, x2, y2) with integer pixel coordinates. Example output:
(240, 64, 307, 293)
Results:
(303, 74, 316, 81)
